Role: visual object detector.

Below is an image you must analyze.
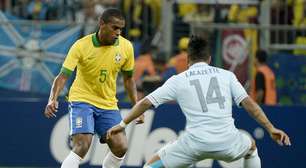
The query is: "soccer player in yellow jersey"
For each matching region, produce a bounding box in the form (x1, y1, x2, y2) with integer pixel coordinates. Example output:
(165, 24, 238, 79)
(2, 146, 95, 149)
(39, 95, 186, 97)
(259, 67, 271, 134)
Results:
(44, 8, 144, 168)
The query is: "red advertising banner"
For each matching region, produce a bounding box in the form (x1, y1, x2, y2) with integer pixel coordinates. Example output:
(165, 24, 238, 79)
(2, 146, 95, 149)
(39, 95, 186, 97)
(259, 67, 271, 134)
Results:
(222, 30, 250, 86)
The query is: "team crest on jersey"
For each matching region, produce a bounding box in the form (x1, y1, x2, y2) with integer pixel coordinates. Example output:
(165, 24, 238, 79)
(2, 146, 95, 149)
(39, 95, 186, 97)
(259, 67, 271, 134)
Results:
(76, 117, 82, 128)
(115, 53, 121, 63)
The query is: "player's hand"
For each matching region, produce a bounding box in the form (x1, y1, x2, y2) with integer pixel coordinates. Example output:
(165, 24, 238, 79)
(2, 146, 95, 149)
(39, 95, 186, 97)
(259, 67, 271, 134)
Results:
(269, 127, 291, 146)
(135, 114, 144, 124)
(106, 124, 125, 140)
(44, 100, 58, 118)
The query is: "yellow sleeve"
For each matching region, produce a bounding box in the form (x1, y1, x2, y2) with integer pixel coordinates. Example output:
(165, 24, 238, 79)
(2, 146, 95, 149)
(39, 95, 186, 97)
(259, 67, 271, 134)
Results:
(62, 41, 81, 73)
(121, 41, 135, 76)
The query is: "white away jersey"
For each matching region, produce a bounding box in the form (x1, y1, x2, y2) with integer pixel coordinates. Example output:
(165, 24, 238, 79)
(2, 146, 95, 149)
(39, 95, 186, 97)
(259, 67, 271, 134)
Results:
(146, 62, 248, 151)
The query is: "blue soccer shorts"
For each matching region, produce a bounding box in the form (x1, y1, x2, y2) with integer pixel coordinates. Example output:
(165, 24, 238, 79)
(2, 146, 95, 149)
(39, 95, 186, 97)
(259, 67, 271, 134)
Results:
(68, 101, 122, 137)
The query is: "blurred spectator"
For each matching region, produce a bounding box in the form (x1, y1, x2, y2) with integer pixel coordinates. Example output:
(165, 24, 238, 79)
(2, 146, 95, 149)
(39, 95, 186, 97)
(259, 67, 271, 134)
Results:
(60, 0, 82, 21)
(270, 0, 293, 44)
(0, 0, 9, 11)
(228, 4, 258, 23)
(76, 0, 106, 35)
(293, 37, 306, 55)
(250, 50, 277, 105)
(168, 37, 189, 74)
(153, 52, 175, 81)
(142, 52, 168, 95)
(214, 4, 230, 23)
(123, 0, 160, 40)
(44, 0, 61, 20)
(292, 0, 306, 55)
(129, 28, 142, 57)
(133, 38, 174, 99)
(292, 0, 306, 27)
(12, 0, 29, 19)
(26, 0, 48, 20)
(134, 43, 157, 85)
(176, 3, 197, 18)
(183, 4, 215, 23)
(133, 43, 156, 100)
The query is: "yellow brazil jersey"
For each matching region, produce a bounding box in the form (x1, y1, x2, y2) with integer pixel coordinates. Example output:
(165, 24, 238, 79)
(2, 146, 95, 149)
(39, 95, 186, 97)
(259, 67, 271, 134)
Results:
(61, 33, 134, 110)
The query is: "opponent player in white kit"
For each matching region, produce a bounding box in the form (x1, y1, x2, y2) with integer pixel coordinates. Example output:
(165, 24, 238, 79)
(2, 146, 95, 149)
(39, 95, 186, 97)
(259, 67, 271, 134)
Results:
(107, 35, 291, 168)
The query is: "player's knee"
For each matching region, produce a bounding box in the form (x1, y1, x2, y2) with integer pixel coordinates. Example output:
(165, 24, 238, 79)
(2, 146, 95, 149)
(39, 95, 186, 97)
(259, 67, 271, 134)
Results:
(112, 144, 128, 157)
(73, 140, 91, 157)
(108, 135, 128, 157)
(118, 144, 128, 155)
(109, 140, 128, 157)
(71, 134, 93, 157)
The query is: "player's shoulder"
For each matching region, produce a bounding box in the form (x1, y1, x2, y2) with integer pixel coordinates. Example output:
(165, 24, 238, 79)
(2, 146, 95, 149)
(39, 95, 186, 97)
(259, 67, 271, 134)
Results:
(72, 33, 93, 48)
(169, 73, 185, 84)
(77, 33, 93, 44)
(118, 35, 132, 43)
(162, 73, 178, 83)
(211, 66, 234, 76)
(118, 36, 133, 47)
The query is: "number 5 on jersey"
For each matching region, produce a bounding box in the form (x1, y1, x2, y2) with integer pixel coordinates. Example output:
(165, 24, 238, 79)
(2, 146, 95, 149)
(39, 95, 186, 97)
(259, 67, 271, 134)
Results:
(99, 69, 107, 83)
(190, 77, 225, 112)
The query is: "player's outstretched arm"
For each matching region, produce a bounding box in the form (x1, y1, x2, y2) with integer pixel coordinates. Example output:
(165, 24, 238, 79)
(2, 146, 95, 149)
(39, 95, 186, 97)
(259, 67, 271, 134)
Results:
(44, 73, 69, 118)
(241, 96, 291, 146)
(106, 98, 152, 138)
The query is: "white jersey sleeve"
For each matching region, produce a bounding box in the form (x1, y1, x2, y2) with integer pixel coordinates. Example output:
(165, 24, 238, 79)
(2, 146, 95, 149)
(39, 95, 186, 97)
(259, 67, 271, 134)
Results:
(230, 72, 248, 106)
(146, 76, 177, 107)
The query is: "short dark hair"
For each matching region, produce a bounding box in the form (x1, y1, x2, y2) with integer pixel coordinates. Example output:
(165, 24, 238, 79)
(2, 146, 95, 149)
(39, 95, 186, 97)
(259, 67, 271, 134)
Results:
(256, 50, 267, 63)
(100, 8, 124, 23)
(187, 35, 210, 61)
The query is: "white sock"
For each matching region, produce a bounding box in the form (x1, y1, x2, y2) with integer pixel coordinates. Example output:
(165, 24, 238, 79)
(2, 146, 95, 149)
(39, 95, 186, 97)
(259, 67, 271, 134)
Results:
(244, 149, 261, 168)
(102, 151, 125, 168)
(61, 151, 82, 168)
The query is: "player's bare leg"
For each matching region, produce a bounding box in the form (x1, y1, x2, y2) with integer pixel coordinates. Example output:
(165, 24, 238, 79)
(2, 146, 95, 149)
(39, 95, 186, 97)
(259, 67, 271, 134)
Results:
(61, 133, 93, 168)
(103, 131, 128, 168)
(244, 137, 261, 168)
(143, 155, 164, 168)
(71, 133, 93, 157)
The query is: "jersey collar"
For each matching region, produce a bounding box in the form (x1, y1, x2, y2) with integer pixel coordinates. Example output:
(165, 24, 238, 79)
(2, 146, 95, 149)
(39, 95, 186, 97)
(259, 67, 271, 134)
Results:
(92, 32, 119, 47)
(189, 62, 208, 69)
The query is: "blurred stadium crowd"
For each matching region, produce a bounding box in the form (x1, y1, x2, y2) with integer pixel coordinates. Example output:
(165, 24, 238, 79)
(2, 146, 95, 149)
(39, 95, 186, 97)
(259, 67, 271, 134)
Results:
(0, 0, 305, 105)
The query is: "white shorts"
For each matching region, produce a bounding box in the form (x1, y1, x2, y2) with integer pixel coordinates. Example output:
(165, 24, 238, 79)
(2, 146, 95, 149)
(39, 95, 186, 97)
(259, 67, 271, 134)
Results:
(157, 131, 252, 168)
